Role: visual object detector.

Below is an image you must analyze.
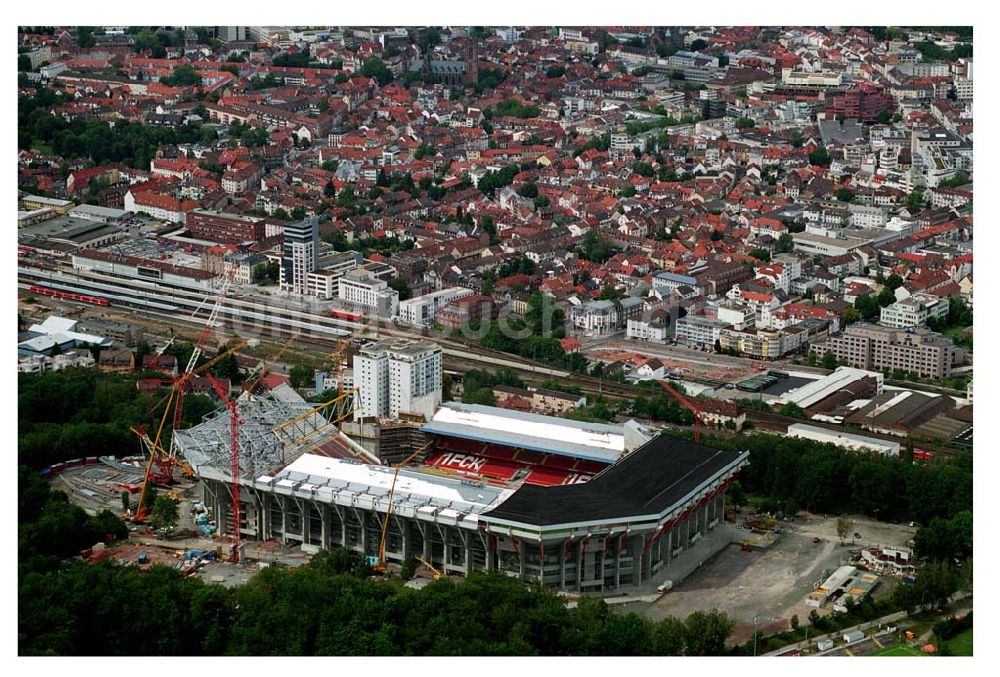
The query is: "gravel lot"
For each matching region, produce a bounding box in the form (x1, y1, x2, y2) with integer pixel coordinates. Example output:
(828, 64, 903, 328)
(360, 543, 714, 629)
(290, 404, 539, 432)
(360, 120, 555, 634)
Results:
(634, 513, 918, 645)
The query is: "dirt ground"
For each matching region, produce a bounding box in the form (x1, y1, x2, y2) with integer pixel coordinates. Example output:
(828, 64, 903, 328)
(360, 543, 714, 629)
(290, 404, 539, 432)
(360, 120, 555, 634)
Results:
(637, 513, 918, 644)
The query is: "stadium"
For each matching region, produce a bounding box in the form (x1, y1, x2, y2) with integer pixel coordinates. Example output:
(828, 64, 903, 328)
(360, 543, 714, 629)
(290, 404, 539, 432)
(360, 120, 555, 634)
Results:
(175, 393, 749, 592)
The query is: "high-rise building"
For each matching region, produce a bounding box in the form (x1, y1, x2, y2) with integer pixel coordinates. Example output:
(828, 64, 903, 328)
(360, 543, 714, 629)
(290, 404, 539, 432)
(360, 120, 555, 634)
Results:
(280, 217, 318, 295)
(353, 339, 443, 422)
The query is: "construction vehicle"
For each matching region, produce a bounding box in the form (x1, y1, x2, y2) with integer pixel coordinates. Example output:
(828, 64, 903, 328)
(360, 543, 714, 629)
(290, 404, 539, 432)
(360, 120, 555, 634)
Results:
(373, 442, 434, 574)
(416, 555, 443, 581)
(658, 380, 705, 443)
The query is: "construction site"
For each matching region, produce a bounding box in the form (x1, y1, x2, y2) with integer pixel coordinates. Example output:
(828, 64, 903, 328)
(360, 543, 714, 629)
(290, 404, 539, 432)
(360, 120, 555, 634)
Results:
(43, 261, 758, 594)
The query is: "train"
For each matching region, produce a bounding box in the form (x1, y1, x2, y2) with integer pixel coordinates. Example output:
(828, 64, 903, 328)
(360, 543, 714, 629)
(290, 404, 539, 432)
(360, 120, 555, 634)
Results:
(28, 285, 110, 307)
(330, 309, 364, 322)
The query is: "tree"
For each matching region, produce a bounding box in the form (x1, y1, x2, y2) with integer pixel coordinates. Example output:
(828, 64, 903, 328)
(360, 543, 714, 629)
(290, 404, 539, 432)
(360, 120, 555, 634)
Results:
(683, 610, 733, 655)
(18, 54, 32, 72)
(288, 364, 314, 389)
(149, 495, 179, 532)
(359, 57, 393, 86)
(161, 64, 202, 87)
(545, 65, 566, 79)
(790, 614, 799, 632)
(324, 180, 336, 198)
(388, 277, 412, 301)
(835, 187, 856, 203)
(906, 190, 925, 210)
(735, 117, 755, 129)
(836, 514, 852, 545)
(808, 147, 831, 167)
(748, 248, 771, 263)
(775, 233, 794, 254)
(877, 285, 896, 307)
(518, 182, 539, 199)
(121, 490, 131, 513)
(75, 26, 97, 49)
(821, 349, 838, 370)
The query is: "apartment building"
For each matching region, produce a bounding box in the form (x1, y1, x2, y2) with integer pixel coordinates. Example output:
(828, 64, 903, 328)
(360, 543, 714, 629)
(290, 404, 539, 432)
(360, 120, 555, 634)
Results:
(353, 339, 443, 422)
(675, 315, 731, 349)
(570, 297, 643, 335)
(811, 323, 956, 379)
(187, 210, 265, 244)
(879, 294, 950, 329)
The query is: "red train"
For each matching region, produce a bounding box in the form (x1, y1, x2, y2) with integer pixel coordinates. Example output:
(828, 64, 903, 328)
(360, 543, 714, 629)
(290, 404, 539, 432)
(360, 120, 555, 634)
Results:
(28, 285, 110, 307)
(330, 309, 363, 322)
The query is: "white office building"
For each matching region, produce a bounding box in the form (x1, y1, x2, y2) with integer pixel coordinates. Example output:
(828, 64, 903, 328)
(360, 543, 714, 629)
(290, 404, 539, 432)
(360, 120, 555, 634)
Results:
(880, 294, 949, 328)
(338, 267, 399, 318)
(354, 339, 443, 422)
(397, 287, 474, 326)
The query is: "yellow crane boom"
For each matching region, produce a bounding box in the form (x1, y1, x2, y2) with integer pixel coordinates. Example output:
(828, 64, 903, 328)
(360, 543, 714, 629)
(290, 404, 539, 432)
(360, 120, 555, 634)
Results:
(375, 441, 434, 573)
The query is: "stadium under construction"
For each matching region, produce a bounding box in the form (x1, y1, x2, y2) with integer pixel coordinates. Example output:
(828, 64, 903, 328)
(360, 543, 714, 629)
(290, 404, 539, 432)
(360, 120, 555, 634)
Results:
(173, 392, 749, 592)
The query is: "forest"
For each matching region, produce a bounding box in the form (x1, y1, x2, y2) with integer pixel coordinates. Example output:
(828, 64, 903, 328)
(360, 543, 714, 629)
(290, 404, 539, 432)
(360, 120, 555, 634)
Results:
(19, 470, 734, 656)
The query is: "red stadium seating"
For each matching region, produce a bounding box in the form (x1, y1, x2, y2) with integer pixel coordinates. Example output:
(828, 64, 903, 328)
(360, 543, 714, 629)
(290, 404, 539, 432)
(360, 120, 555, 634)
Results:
(479, 460, 519, 481)
(541, 454, 578, 470)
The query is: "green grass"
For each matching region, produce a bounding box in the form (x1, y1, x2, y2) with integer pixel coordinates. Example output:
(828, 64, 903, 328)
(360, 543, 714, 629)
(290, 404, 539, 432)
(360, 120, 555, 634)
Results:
(943, 628, 973, 656)
(876, 644, 925, 657)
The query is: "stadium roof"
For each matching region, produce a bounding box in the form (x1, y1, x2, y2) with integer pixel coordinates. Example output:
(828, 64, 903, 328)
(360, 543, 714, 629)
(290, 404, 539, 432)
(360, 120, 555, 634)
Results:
(262, 453, 514, 519)
(422, 402, 627, 463)
(482, 435, 748, 528)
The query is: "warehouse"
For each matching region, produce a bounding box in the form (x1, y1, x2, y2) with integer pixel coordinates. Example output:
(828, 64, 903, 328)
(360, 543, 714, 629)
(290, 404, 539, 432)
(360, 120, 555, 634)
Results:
(180, 394, 748, 592)
(786, 423, 900, 456)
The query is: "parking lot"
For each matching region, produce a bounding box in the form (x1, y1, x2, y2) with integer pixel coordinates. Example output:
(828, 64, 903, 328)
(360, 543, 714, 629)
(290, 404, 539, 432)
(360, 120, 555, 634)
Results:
(636, 513, 917, 645)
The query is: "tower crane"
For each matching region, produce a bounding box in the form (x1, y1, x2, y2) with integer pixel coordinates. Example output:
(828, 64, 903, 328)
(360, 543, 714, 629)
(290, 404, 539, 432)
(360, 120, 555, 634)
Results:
(375, 441, 435, 574)
(206, 373, 244, 564)
(658, 380, 705, 444)
(175, 262, 239, 428)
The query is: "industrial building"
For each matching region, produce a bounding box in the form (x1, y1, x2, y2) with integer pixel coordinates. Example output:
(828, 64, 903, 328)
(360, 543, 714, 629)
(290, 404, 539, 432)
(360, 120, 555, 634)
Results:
(178, 393, 748, 592)
(786, 423, 900, 457)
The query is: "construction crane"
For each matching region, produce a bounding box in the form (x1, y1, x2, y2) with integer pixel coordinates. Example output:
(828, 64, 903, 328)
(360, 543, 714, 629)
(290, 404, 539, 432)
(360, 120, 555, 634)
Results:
(415, 555, 443, 581)
(658, 380, 704, 444)
(374, 441, 434, 574)
(271, 388, 358, 446)
(206, 373, 243, 564)
(127, 341, 245, 522)
(175, 262, 239, 427)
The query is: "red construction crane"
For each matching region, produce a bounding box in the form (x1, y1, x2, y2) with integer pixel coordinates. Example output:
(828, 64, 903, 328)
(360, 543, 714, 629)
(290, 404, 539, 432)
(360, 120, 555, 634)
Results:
(175, 262, 239, 428)
(206, 373, 243, 564)
(658, 380, 704, 444)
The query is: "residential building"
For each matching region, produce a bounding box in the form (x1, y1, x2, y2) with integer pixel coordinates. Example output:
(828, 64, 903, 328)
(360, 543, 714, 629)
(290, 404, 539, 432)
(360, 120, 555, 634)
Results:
(879, 294, 950, 329)
(811, 323, 957, 379)
(675, 315, 731, 349)
(570, 297, 643, 335)
(353, 339, 443, 422)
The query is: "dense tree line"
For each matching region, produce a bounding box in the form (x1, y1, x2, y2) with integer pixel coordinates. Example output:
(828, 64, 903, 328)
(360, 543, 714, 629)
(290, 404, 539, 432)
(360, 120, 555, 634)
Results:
(698, 430, 972, 528)
(20, 541, 735, 655)
(18, 369, 215, 468)
(459, 368, 524, 406)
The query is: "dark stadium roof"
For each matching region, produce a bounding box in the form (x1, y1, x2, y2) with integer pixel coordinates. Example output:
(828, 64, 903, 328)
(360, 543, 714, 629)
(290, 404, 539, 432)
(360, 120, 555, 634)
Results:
(483, 435, 748, 527)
